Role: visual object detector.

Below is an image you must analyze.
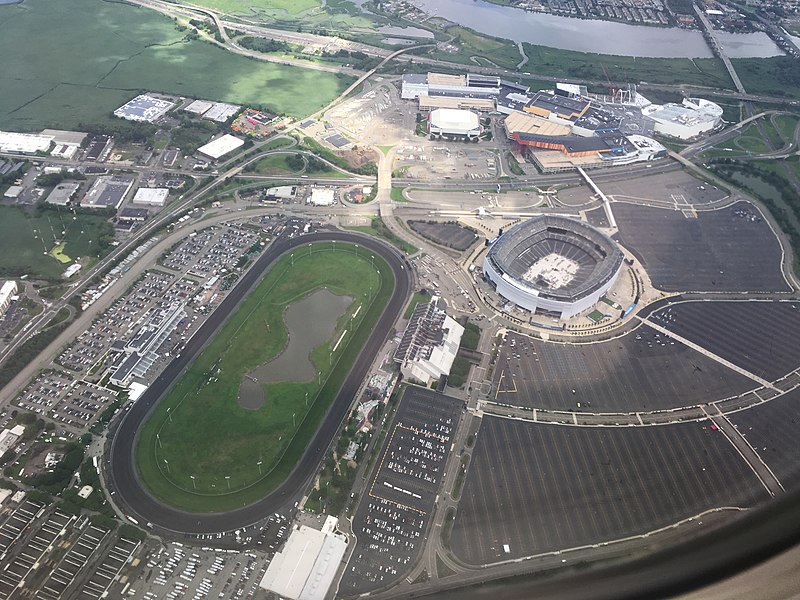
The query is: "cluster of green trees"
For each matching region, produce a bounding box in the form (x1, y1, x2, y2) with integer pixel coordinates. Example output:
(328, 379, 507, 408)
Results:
(78, 121, 158, 146)
(22, 443, 84, 495)
(238, 36, 291, 54)
(0, 321, 72, 389)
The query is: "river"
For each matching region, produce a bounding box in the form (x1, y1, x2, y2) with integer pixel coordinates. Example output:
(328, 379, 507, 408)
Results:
(359, 0, 783, 58)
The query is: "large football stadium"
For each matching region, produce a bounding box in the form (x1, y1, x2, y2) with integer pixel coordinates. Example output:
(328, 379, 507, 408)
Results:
(483, 215, 624, 319)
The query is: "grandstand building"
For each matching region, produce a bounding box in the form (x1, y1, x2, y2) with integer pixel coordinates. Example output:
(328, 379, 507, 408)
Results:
(394, 296, 464, 386)
(483, 216, 624, 319)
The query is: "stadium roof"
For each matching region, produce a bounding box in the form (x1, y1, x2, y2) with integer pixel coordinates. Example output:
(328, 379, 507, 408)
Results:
(486, 215, 624, 302)
(429, 108, 480, 132)
(197, 134, 244, 160)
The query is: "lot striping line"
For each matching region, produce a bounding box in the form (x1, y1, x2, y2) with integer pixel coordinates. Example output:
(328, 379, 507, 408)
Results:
(640, 317, 780, 392)
(700, 405, 784, 496)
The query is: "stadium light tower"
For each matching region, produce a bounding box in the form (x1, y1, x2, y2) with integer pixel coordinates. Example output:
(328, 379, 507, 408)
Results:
(225, 476, 231, 489)
(156, 433, 162, 448)
(257, 461, 263, 475)
(163, 459, 170, 474)
(354, 244, 358, 257)
(190, 475, 196, 489)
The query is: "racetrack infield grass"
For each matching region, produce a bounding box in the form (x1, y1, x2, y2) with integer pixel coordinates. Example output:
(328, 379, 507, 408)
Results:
(135, 242, 394, 512)
(0, 0, 353, 131)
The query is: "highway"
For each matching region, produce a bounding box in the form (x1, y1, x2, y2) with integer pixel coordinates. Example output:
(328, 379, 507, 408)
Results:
(105, 230, 411, 534)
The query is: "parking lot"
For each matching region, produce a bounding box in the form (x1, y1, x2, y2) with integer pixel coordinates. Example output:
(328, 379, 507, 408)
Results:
(395, 144, 499, 182)
(603, 171, 728, 207)
(492, 330, 756, 413)
(651, 300, 800, 382)
(729, 386, 800, 488)
(340, 386, 463, 596)
(451, 415, 769, 565)
(614, 201, 790, 292)
(126, 539, 273, 600)
(407, 220, 478, 252)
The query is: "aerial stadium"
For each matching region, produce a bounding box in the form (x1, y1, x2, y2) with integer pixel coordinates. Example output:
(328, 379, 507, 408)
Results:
(483, 215, 625, 319)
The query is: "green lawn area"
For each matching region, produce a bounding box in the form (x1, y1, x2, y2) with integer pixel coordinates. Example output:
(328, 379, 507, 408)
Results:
(135, 242, 395, 511)
(189, 0, 319, 16)
(249, 153, 302, 175)
(403, 290, 430, 319)
(0, 0, 352, 131)
(774, 114, 800, 145)
(522, 44, 733, 89)
(344, 217, 418, 255)
(0, 206, 113, 280)
(732, 57, 800, 99)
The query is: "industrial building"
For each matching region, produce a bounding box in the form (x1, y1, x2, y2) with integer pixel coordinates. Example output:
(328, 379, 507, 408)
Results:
(0, 280, 18, 315)
(197, 134, 245, 160)
(113, 94, 175, 122)
(132, 187, 169, 207)
(428, 109, 481, 140)
(259, 517, 348, 600)
(394, 296, 464, 386)
(42, 129, 87, 159)
(483, 216, 624, 319)
(45, 182, 81, 206)
(81, 176, 134, 209)
(265, 185, 296, 200)
(0, 131, 52, 154)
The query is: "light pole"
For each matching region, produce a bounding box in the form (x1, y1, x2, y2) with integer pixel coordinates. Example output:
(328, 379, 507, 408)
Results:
(167, 408, 173, 424)
(157, 433, 162, 448)
(225, 476, 231, 489)
(291, 253, 294, 266)
(371, 254, 374, 268)
(305, 392, 308, 408)
(257, 461, 263, 476)
(292, 412, 296, 428)
(308, 243, 312, 256)
(163, 459, 170, 474)
(354, 244, 358, 257)
(332, 240, 336, 253)
(190, 475, 196, 489)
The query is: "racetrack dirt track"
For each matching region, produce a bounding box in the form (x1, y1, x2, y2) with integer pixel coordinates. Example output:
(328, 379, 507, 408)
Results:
(104, 230, 411, 534)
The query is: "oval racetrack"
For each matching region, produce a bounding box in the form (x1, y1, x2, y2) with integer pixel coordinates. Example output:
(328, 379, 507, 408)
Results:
(105, 230, 411, 534)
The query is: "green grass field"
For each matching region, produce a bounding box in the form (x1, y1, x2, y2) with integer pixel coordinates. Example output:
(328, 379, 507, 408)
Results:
(521, 44, 733, 89)
(135, 242, 395, 511)
(774, 114, 800, 145)
(0, 207, 113, 280)
(0, 0, 353, 131)
(731, 57, 800, 99)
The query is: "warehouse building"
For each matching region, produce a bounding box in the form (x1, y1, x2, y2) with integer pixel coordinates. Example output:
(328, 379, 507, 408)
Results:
(394, 296, 464, 387)
(0, 425, 25, 457)
(197, 134, 245, 160)
(114, 94, 175, 122)
(45, 182, 81, 206)
(308, 188, 336, 206)
(81, 176, 134, 209)
(132, 187, 169, 207)
(260, 517, 348, 600)
(0, 131, 52, 154)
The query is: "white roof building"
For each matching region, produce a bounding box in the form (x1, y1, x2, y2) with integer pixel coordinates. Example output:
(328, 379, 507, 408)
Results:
(46, 182, 80, 206)
(197, 134, 244, 160)
(259, 521, 348, 600)
(184, 99, 214, 115)
(203, 102, 240, 123)
(3, 186, 23, 199)
(308, 188, 336, 206)
(0, 425, 25, 457)
(428, 108, 481, 139)
(132, 187, 169, 206)
(394, 296, 465, 386)
(0, 280, 18, 315)
(643, 98, 723, 140)
(0, 131, 52, 154)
